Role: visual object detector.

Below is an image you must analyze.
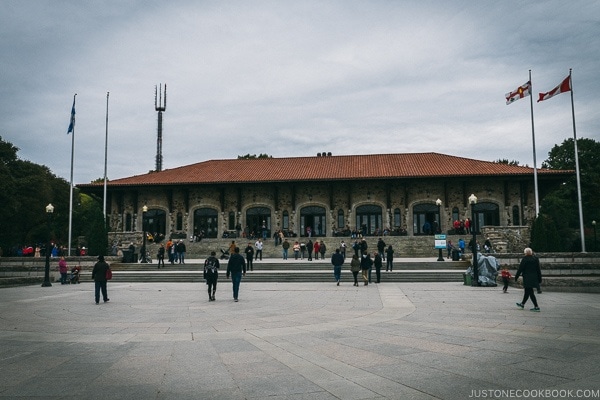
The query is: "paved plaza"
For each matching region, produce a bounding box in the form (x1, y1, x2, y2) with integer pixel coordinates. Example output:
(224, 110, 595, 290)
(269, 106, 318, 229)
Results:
(1, 277, 600, 399)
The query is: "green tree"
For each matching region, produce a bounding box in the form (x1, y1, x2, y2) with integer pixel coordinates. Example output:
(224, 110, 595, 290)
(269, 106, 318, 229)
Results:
(237, 153, 272, 159)
(0, 136, 107, 256)
(539, 137, 600, 251)
(530, 214, 562, 252)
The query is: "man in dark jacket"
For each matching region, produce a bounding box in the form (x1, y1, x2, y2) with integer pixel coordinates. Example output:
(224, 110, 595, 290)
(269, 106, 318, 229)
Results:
(226, 247, 246, 302)
(91, 255, 110, 304)
(515, 248, 542, 312)
(331, 248, 344, 286)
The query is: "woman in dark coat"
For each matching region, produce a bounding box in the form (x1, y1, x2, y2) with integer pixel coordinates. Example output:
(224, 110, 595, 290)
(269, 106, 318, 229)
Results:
(515, 248, 542, 312)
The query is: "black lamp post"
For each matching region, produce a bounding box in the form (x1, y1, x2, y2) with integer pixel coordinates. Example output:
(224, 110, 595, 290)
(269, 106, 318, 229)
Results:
(141, 205, 148, 263)
(469, 194, 478, 286)
(436, 198, 444, 261)
(41, 203, 54, 287)
(593, 220, 597, 251)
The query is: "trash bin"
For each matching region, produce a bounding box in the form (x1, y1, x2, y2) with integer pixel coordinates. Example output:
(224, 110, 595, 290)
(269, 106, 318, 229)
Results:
(463, 273, 472, 286)
(452, 249, 460, 261)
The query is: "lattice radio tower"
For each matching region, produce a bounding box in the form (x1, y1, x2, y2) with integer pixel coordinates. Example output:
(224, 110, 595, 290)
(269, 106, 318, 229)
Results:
(155, 83, 167, 172)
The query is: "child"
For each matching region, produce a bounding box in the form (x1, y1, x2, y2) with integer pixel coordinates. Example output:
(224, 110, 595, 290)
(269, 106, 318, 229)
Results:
(501, 266, 512, 293)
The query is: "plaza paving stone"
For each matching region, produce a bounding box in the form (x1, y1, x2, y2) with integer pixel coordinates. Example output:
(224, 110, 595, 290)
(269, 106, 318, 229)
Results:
(0, 279, 599, 399)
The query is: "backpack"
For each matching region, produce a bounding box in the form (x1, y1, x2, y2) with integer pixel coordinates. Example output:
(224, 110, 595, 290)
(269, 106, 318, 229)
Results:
(204, 257, 218, 278)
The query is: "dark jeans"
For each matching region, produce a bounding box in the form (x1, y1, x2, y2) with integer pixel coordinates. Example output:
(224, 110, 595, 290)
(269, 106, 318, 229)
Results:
(375, 267, 381, 283)
(207, 279, 217, 296)
(352, 271, 359, 285)
(333, 265, 342, 282)
(157, 256, 165, 268)
(386, 259, 393, 271)
(94, 281, 108, 303)
(521, 287, 538, 307)
(246, 257, 253, 271)
(502, 277, 509, 291)
(255, 250, 262, 260)
(230, 272, 242, 300)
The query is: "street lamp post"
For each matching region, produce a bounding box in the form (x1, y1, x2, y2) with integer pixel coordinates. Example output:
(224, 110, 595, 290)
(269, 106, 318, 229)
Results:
(593, 220, 597, 252)
(469, 194, 478, 286)
(141, 205, 148, 263)
(436, 198, 444, 262)
(42, 203, 54, 287)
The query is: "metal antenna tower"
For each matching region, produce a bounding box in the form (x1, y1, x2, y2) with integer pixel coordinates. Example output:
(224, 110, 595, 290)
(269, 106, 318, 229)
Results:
(154, 83, 167, 172)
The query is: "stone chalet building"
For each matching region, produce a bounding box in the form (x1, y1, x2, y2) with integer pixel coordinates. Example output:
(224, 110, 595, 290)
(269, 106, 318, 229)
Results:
(78, 152, 570, 255)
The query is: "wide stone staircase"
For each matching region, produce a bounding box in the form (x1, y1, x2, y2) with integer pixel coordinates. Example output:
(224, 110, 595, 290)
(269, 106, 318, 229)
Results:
(78, 258, 470, 283)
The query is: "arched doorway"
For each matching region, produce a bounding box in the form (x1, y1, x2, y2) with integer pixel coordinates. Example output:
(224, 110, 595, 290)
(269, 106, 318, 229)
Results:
(145, 209, 166, 242)
(473, 202, 500, 233)
(356, 205, 382, 236)
(300, 206, 326, 236)
(194, 208, 218, 238)
(246, 207, 271, 239)
(413, 203, 439, 235)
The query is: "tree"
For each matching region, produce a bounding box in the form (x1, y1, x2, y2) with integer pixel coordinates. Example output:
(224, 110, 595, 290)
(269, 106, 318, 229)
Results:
(237, 153, 272, 159)
(0, 136, 106, 256)
(539, 137, 600, 251)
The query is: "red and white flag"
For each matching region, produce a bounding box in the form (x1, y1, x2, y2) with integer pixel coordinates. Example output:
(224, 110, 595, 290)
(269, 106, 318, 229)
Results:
(538, 76, 571, 102)
(505, 81, 531, 105)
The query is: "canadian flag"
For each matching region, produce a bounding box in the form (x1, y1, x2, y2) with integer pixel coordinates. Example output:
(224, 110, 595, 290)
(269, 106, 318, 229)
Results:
(505, 81, 531, 105)
(538, 76, 571, 102)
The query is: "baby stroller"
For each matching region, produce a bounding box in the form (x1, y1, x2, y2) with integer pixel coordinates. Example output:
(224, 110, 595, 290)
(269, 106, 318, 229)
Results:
(69, 266, 81, 284)
(220, 249, 230, 260)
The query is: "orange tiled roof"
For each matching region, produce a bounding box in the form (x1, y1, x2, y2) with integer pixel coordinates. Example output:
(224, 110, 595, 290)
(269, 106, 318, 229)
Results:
(80, 152, 570, 188)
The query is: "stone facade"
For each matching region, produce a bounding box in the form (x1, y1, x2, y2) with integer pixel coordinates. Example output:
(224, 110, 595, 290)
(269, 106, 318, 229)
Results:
(105, 177, 537, 252)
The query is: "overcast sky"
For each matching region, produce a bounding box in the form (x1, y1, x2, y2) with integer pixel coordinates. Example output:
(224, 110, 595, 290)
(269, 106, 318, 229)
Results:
(2, 1, 599, 185)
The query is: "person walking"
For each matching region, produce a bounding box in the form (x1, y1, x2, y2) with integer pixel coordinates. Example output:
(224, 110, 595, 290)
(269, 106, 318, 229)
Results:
(306, 240, 313, 261)
(500, 266, 512, 293)
(91, 255, 110, 304)
(385, 245, 394, 271)
(350, 254, 361, 286)
(244, 242, 254, 271)
(374, 252, 382, 283)
(282, 239, 290, 260)
(515, 248, 542, 312)
(226, 247, 246, 302)
(313, 240, 320, 260)
(254, 239, 263, 261)
(58, 256, 68, 284)
(176, 240, 186, 264)
(203, 251, 220, 301)
(360, 253, 373, 286)
(157, 244, 165, 268)
(331, 248, 344, 286)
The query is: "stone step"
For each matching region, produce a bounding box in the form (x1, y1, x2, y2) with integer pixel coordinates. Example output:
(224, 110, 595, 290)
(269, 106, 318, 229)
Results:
(80, 271, 465, 283)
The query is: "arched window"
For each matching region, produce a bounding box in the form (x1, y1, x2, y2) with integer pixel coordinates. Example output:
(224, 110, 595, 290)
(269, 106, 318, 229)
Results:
(356, 205, 382, 236)
(337, 209, 345, 228)
(176, 212, 183, 231)
(472, 202, 500, 233)
(512, 205, 520, 226)
(228, 211, 235, 230)
(300, 206, 326, 236)
(125, 213, 132, 231)
(194, 208, 218, 238)
(452, 207, 459, 224)
(282, 210, 289, 230)
(393, 208, 401, 228)
(413, 203, 439, 235)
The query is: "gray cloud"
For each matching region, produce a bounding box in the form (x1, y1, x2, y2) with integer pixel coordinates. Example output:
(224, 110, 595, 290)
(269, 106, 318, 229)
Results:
(1, 1, 599, 184)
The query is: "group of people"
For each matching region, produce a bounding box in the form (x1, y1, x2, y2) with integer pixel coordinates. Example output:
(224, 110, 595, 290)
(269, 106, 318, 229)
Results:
(88, 238, 543, 312)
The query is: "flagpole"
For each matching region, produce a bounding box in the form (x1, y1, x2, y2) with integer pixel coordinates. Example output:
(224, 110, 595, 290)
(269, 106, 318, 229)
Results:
(529, 70, 540, 217)
(103, 92, 109, 220)
(569, 69, 586, 252)
(68, 94, 76, 257)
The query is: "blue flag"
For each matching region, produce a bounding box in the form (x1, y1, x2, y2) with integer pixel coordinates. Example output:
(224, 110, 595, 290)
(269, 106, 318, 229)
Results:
(67, 97, 76, 134)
